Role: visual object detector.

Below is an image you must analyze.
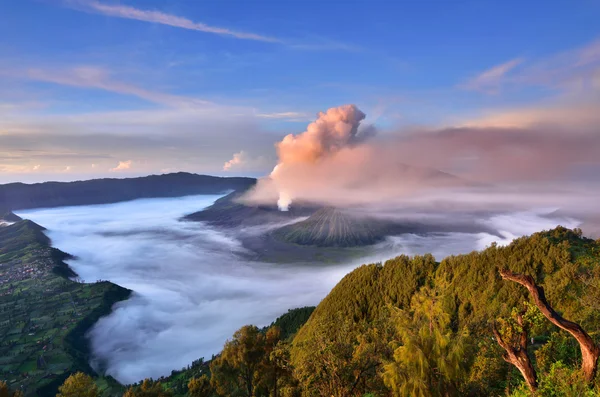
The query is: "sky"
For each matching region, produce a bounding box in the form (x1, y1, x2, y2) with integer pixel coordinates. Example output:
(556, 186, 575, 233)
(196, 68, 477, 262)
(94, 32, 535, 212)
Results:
(1, 0, 600, 183)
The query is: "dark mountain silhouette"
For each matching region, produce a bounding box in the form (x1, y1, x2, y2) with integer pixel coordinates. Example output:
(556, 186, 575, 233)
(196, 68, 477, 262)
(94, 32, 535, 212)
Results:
(0, 172, 255, 212)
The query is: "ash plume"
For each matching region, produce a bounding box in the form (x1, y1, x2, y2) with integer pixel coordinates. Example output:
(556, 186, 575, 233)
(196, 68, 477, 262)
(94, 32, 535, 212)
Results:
(243, 103, 600, 218)
(269, 104, 371, 210)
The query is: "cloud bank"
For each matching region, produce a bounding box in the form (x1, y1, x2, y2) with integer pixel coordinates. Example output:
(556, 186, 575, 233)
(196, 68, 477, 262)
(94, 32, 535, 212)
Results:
(18, 195, 580, 384)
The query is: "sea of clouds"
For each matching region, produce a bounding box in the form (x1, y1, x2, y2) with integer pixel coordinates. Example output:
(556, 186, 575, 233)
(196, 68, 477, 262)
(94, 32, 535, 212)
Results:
(18, 195, 579, 384)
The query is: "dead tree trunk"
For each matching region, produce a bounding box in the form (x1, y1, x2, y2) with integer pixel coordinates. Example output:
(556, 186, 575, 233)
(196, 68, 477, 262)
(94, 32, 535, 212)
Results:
(493, 313, 538, 393)
(500, 269, 600, 383)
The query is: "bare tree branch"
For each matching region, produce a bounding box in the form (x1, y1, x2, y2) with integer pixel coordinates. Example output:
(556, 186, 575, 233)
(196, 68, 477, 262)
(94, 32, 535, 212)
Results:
(499, 269, 600, 382)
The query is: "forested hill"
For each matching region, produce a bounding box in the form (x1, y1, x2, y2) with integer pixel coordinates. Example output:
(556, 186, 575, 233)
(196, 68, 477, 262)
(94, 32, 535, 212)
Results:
(291, 226, 600, 396)
(0, 173, 255, 212)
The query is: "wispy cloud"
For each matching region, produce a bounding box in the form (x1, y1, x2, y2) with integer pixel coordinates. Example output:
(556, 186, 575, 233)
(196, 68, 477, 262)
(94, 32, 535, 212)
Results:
(462, 58, 523, 93)
(462, 38, 600, 95)
(22, 66, 210, 108)
(66, 0, 281, 43)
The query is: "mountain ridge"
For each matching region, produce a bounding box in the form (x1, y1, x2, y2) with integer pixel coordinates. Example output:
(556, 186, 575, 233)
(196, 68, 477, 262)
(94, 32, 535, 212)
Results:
(0, 172, 256, 212)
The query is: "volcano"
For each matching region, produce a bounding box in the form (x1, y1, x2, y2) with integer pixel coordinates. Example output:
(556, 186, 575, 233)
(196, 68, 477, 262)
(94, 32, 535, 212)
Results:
(272, 207, 389, 247)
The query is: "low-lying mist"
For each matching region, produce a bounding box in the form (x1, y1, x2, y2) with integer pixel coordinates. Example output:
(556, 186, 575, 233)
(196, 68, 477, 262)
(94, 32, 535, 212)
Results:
(18, 195, 579, 384)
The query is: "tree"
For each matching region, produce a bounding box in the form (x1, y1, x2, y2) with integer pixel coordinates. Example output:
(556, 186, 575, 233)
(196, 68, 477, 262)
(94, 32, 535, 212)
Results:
(293, 312, 392, 397)
(256, 326, 287, 397)
(210, 325, 266, 397)
(492, 306, 539, 393)
(0, 381, 23, 397)
(188, 375, 212, 397)
(383, 286, 467, 397)
(123, 379, 172, 397)
(500, 269, 600, 383)
(56, 372, 99, 397)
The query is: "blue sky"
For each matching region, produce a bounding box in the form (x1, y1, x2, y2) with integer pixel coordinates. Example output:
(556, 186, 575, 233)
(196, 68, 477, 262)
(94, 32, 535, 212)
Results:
(1, 0, 599, 182)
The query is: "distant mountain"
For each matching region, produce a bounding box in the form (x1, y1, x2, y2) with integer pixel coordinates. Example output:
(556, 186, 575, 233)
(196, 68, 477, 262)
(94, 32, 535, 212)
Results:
(271, 206, 500, 248)
(185, 188, 318, 227)
(0, 172, 256, 211)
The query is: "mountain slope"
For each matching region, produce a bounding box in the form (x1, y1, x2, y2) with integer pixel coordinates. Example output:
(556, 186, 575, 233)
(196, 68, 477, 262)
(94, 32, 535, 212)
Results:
(291, 227, 600, 395)
(185, 188, 317, 227)
(0, 220, 131, 396)
(272, 207, 387, 247)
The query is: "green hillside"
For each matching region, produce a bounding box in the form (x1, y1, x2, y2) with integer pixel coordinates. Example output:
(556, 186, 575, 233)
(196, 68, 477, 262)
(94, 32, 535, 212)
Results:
(0, 220, 130, 396)
(290, 226, 600, 396)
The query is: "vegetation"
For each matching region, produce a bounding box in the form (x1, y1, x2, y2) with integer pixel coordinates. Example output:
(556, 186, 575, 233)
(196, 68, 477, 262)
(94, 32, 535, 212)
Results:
(56, 372, 99, 397)
(0, 220, 130, 396)
(5, 222, 600, 396)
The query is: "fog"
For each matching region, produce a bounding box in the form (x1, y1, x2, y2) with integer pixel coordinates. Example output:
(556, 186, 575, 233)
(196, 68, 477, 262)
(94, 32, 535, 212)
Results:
(18, 196, 579, 384)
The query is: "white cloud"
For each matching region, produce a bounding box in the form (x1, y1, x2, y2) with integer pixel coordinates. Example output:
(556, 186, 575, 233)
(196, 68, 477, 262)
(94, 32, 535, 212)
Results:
(255, 111, 310, 122)
(110, 160, 133, 172)
(68, 0, 280, 43)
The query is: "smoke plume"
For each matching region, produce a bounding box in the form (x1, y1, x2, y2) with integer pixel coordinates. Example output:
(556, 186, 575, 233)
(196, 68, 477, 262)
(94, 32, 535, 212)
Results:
(269, 104, 370, 210)
(244, 103, 600, 216)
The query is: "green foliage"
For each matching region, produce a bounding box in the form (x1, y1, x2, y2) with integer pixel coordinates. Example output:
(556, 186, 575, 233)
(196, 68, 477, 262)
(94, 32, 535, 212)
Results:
(291, 227, 600, 396)
(536, 332, 581, 374)
(267, 307, 316, 341)
(294, 254, 437, 347)
(536, 362, 597, 397)
(56, 372, 99, 397)
(467, 339, 508, 396)
(210, 325, 286, 397)
(383, 286, 467, 397)
(123, 379, 173, 397)
(188, 375, 212, 396)
(292, 312, 393, 396)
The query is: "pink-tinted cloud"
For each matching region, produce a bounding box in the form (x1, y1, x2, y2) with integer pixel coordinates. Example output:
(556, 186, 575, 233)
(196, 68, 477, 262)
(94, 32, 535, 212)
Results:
(243, 104, 600, 209)
(223, 151, 270, 172)
(110, 160, 133, 172)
